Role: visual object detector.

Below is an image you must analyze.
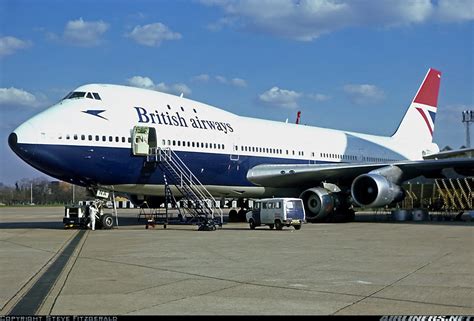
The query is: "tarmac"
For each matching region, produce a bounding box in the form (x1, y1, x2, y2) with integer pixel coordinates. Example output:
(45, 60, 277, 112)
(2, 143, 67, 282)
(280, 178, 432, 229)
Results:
(0, 206, 473, 315)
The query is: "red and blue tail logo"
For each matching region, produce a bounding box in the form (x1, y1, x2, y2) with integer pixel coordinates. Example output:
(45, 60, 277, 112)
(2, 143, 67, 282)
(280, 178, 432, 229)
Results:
(412, 69, 441, 137)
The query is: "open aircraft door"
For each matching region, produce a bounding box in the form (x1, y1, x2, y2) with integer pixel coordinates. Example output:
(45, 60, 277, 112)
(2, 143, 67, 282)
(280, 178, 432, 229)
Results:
(132, 126, 157, 156)
(229, 139, 241, 171)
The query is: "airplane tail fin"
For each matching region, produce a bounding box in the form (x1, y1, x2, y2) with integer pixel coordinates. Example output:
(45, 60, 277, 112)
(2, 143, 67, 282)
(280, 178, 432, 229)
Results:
(392, 68, 441, 147)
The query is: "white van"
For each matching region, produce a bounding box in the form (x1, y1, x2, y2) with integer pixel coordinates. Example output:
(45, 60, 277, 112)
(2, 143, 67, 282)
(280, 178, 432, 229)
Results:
(246, 198, 305, 230)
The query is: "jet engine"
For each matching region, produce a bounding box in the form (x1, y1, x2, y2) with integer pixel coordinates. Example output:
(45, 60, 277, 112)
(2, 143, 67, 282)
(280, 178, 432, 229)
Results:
(351, 173, 404, 208)
(300, 187, 343, 221)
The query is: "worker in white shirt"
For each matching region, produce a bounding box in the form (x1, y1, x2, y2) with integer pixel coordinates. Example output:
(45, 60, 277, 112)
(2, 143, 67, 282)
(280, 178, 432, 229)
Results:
(88, 202, 97, 230)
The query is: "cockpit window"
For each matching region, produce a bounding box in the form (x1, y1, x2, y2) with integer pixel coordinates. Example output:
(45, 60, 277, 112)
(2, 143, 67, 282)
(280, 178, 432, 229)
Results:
(62, 91, 102, 101)
(67, 92, 86, 99)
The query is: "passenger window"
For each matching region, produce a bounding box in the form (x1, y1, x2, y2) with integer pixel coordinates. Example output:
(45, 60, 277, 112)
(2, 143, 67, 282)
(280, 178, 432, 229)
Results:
(81, 135, 85, 140)
(128, 137, 131, 143)
(74, 134, 78, 140)
(88, 135, 92, 141)
(276, 202, 281, 209)
(192, 142, 195, 147)
(109, 136, 113, 142)
(103, 136, 106, 142)
(162, 139, 166, 145)
(115, 137, 119, 142)
(122, 137, 125, 143)
(177, 141, 181, 146)
(58, 135, 62, 140)
(66, 135, 70, 140)
(86, 92, 93, 99)
(167, 105, 171, 110)
(173, 140, 176, 146)
(214, 143, 217, 149)
(92, 93, 101, 100)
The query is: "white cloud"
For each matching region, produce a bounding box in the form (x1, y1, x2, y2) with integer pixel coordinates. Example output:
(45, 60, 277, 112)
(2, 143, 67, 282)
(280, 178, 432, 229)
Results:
(308, 93, 330, 102)
(343, 84, 385, 105)
(126, 23, 182, 47)
(0, 87, 44, 108)
(230, 78, 247, 87)
(202, 0, 473, 41)
(259, 86, 302, 109)
(192, 74, 211, 82)
(0, 36, 32, 58)
(214, 75, 247, 87)
(63, 18, 109, 47)
(127, 76, 191, 96)
(128, 76, 155, 89)
(436, 0, 474, 22)
(215, 75, 228, 84)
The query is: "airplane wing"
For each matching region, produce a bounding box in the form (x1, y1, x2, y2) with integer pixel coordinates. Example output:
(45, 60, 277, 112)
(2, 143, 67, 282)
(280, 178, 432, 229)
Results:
(246, 158, 474, 188)
(423, 148, 474, 160)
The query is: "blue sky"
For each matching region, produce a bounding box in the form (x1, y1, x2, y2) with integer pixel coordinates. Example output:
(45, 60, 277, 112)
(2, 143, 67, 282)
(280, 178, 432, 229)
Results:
(0, 0, 473, 185)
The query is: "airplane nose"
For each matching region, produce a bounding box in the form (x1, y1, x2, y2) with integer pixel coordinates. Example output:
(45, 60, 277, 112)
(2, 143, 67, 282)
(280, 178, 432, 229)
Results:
(8, 122, 37, 162)
(8, 132, 18, 152)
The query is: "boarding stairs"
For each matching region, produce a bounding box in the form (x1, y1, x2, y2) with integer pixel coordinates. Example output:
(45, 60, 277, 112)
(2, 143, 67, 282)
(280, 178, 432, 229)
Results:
(146, 147, 223, 230)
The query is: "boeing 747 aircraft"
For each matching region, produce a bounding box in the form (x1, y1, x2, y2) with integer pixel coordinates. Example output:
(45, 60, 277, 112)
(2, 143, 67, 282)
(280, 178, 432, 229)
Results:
(8, 68, 474, 222)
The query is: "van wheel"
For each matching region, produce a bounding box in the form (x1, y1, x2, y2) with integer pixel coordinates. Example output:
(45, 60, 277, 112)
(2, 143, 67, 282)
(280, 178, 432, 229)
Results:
(101, 214, 114, 229)
(249, 219, 256, 230)
(294, 225, 302, 230)
(275, 220, 283, 230)
(268, 224, 274, 229)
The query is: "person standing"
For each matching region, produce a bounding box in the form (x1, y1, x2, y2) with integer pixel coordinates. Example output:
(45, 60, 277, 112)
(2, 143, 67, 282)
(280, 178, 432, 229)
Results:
(89, 202, 97, 230)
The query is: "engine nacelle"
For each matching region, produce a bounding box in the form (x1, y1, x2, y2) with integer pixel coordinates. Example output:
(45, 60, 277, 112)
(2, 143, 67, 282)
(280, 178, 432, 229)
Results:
(300, 187, 337, 221)
(351, 173, 404, 208)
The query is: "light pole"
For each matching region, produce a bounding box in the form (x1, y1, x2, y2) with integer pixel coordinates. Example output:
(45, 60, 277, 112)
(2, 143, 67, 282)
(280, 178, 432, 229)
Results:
(72, 184, 75, 204)
(462, 110, 473, 148)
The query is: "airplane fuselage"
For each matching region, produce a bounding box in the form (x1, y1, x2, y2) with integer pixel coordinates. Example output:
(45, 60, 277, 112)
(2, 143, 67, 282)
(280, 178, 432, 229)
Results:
(9, 84, 427, 198)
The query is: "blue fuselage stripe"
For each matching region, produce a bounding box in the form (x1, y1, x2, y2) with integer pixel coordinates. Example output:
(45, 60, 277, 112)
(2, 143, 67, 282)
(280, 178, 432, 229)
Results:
(17, 143, 334, 187)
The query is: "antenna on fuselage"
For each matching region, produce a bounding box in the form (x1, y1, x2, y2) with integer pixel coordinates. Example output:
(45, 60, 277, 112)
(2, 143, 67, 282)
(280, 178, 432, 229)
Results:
(296, 111, 301, 124)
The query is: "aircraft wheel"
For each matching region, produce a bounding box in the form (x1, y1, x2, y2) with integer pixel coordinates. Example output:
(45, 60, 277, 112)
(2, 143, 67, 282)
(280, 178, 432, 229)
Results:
(268, 224, 274, 229)
(228, 209, 238, 222)
(294, 225, 302, 230)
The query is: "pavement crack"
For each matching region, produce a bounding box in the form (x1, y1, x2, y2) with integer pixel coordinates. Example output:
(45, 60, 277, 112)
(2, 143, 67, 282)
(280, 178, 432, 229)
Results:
(331, 251, 453, 315)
